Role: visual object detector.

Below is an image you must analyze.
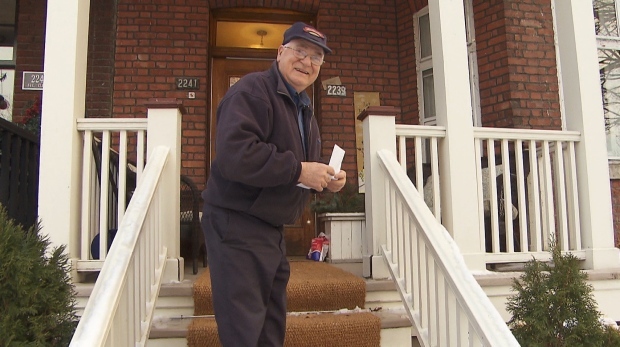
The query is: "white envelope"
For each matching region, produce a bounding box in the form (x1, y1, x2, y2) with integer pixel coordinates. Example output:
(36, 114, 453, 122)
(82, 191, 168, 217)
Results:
(297, 144, 345, 189)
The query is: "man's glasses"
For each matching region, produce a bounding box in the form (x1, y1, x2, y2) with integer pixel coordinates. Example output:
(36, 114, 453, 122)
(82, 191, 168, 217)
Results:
(283, 46, 324, 66)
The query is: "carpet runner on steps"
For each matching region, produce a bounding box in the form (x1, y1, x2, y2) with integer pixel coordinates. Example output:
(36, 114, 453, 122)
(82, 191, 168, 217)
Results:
(188, 260, 381, 347)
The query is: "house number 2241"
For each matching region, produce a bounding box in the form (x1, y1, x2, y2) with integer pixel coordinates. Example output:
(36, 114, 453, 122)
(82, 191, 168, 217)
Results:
(326, 85, 346, 97)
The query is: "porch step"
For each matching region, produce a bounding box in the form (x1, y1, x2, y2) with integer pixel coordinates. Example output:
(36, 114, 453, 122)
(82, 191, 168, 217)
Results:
(187, 260, 381, 346)
(187, 311, 381, 347)
(193, 260, 366, 315)
(148, 261, 412, 346)
(148, 309, 412, 347)
(74, 261, 413, 346)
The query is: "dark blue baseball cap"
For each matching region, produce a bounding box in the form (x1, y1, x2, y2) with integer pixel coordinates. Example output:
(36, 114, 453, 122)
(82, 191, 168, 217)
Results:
(282, 22, 332, 54)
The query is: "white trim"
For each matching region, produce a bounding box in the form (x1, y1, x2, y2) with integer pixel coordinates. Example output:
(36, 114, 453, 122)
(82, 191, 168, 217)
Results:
(551, 0, 568, 131)
(464, 0, 482, 127)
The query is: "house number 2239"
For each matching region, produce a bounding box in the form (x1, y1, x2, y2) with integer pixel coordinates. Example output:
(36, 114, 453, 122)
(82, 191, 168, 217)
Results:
(326, 85, 346, 97)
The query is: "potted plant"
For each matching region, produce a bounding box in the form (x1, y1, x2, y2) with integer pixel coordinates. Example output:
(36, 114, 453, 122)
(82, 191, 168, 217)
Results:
(310, 182, 366, 263)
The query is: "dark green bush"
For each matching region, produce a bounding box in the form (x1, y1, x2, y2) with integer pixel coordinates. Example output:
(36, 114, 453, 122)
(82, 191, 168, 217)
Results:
(309, 182, 365, 213)
(0, 204, 77, 346)
(506, 241, 620, 346)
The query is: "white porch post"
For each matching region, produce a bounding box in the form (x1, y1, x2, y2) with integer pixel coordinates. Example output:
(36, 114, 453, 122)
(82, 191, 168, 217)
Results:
(38, 1, 90, 259)
(145, 99, 183, 282)
(428, 0, 486, 270)
(554, 1, 620, 268)
(360, 106, 399, 279)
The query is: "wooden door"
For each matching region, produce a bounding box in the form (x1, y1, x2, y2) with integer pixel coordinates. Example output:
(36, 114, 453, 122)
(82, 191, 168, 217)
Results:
(210, 58, 316, 256)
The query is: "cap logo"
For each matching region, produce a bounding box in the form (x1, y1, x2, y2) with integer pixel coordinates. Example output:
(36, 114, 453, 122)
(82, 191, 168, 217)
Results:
(303, 26, 325, 39)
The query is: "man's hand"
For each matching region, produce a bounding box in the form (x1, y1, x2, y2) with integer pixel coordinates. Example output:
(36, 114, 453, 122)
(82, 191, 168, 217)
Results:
(326, 170, 346, 192)
(299, 162, 337, 192)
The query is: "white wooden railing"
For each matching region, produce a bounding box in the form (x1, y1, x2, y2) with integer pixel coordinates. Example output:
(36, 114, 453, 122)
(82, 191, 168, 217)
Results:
(378, 149, 520, 346)
(70, 146, 170, 346)
(76, 119, 148, 271)
(395, 124, 584, 264)
(473, 128, 583, 263)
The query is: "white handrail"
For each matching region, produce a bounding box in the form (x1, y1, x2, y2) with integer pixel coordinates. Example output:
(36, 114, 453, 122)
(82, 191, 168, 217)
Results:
(70, 146, 170, 347)
(377, 149, 520, 346)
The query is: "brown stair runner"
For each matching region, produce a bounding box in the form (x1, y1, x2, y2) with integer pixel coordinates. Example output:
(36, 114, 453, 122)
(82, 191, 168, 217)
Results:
(189, 260, 381, 346)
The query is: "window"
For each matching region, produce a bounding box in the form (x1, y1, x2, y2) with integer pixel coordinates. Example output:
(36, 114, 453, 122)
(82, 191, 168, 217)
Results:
(594, 0, 620, 158)
(413, 1, 481, 127)
(415, 9, 436, 126)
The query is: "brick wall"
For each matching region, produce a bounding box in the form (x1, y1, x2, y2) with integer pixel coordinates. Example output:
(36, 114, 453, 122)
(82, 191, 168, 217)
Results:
(395, 0, 417, 124)
(207, 0, 320, 12)
(317, 0, 402, 186)
(474, 0, 561, 129)
(87, 0, 117, 118)
(13, 0, 46, 122)
(114, 0, 210, 183)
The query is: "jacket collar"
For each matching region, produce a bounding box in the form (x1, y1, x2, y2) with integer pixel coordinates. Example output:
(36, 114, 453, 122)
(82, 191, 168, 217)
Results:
(272, 61, 311, 108)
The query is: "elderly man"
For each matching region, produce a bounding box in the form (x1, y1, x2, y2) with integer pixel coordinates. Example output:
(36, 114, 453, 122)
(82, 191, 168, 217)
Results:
(201, 22, 346, 346)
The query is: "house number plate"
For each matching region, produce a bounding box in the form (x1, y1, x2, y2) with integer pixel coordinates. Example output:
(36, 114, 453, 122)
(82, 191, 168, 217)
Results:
(22, 72, 44, 90)
(176, 77, 200, 90)
(326, 85, 346, 97)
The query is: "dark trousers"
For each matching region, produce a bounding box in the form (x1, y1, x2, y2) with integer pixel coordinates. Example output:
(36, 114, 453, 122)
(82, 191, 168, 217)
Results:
(202, 204, 290, 347)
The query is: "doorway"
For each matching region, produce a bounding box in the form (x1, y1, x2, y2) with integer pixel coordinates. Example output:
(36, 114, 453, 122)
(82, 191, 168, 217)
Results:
(209, 17, 317, 256)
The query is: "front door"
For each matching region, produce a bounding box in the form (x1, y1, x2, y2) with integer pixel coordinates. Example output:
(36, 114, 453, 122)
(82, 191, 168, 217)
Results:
(210, 58, 316, 256)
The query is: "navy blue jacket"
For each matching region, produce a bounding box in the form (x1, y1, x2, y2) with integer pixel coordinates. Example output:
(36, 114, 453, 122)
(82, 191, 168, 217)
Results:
(202, 61, 322, 226)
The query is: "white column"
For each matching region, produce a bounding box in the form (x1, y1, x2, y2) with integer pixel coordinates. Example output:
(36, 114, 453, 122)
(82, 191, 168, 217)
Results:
(428, 0, 485, 270)
(554, 0, 620, 268)
(146, 99, 183, 282)
(38, 1, 90, 258)
(360, 106, 398, 279)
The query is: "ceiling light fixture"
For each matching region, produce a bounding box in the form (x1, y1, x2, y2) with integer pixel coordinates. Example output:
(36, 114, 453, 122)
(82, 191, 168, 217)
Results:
(257, 30, 267, 46)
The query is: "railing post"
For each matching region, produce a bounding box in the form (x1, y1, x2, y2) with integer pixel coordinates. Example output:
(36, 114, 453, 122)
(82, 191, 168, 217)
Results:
(429, 0, 486, 270)
(555, 0, 620, 268)
(145, 98, 183, 282)
(359, 106, 399, 279)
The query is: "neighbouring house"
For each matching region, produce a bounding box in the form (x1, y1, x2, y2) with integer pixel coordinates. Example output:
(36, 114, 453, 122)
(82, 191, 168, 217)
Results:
(2, 0, 620, 345)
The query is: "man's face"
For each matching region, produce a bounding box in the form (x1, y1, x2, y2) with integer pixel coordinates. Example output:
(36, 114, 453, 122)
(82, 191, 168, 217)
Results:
(277, 39, 324, 93)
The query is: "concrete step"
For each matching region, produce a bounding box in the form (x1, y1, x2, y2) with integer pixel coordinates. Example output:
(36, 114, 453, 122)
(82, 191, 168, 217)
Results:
(148, 309, 412, 347)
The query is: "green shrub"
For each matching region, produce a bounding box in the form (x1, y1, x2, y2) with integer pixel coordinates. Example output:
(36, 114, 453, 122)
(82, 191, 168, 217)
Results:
(506, 241, 620, 346)
(309, 182, 365, 213)
(0, 204, 77, 346)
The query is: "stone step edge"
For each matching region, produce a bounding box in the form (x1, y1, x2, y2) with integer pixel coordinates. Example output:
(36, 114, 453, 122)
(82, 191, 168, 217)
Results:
(149, 309, 411, 339)
(74, 278, 398, 298)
